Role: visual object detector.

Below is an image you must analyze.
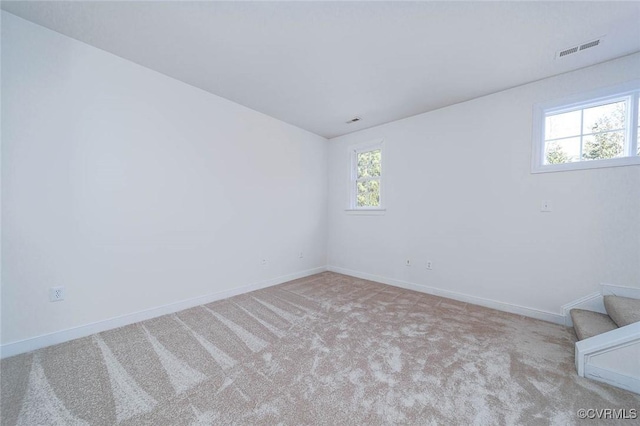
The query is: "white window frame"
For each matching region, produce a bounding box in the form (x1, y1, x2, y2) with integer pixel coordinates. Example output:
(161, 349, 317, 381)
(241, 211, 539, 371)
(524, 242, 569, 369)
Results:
(346, 139, 385, 214)
(532, 80, 640, 173)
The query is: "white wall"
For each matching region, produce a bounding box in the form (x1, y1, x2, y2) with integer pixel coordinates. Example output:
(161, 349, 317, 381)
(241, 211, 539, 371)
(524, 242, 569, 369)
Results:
(2, 11, 639, 353)
(1, 13, 327, 346)
(328, 53, 640, 321)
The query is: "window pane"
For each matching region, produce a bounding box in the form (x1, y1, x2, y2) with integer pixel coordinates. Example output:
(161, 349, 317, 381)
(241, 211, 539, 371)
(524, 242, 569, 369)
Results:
(582, 131, 625, 161)
(544, 137, 580, 164)
(356, 179, 380, 207)
(357, 149, 381, 178)
(356, 152, 368, 178)
(582, 100, 626, 134)
(545, 110, 581, 140)
(356, 181, 368, 207)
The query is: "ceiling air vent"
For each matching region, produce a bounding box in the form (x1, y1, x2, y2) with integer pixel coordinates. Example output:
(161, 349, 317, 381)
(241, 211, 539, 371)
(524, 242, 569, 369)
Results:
(556, 36, 604, 59)
(579, 39, 600, 51)
(558, 46, 579, 58)
(346, 117, 362, 124)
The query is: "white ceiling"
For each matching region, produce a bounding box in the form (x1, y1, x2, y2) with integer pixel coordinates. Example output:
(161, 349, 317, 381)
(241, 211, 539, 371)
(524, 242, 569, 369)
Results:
(3, 1, 640, 138)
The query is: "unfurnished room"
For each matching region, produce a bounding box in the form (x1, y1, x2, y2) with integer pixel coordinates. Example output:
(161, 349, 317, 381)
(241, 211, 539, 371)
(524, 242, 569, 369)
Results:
(1, 1, 639, 424)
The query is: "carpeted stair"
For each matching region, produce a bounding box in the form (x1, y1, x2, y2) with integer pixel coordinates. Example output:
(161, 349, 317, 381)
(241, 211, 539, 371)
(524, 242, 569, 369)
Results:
(571, 295, 640, 341)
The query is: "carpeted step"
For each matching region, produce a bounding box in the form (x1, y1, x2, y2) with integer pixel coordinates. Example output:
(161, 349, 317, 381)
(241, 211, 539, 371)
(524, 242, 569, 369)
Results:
(570, 309, 618, 341)
(604, 295, 640, 328)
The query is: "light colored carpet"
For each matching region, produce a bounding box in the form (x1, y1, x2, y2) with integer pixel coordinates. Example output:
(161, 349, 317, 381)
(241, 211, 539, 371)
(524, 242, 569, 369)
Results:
(604, 295, 640, 328)
(1, 272, 638, 425)
(569, 309, 618, 341)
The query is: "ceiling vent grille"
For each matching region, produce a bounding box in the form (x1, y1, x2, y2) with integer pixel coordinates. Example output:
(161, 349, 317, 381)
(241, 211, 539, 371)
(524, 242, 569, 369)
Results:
(556, 36, 604, 59)
(558, 46, 579, 57)
(579, 39, 600, 51)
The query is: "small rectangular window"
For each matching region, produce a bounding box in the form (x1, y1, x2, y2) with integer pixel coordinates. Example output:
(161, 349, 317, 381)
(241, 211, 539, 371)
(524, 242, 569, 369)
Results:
(532, 81, 640, 173)
(349, 140, 384, 211)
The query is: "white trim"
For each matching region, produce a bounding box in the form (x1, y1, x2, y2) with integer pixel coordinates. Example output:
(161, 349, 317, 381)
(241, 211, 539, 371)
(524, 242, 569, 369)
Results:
(561, 292, 605, 327)
(601, 283, 640, 299)
(531, 156, 640, 174)
(326, 265, 564, 325)
(575, 322, 640, 393)
(535, 80, 640, 116)
(630, 92, 639, 157)
(531, 79, 640, 174)
(584, 365, 640, 395)
(545, 94, 633, 117)
(0, 266, 327, 359)
(344, 208, 386, 216)
(560, 283, 639, 326)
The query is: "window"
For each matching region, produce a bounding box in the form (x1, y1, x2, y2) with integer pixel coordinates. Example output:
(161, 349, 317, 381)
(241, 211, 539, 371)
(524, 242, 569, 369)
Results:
(532, 81, 640, 173)
(349, 140, 384, 211)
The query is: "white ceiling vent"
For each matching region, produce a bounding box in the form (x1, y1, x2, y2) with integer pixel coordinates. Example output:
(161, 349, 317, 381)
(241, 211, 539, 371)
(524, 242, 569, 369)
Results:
(556, 36, 605, 59)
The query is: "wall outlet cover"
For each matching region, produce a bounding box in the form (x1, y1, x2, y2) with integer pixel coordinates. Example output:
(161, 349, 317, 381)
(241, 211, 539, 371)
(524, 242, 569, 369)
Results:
(49, 286, 65, 302)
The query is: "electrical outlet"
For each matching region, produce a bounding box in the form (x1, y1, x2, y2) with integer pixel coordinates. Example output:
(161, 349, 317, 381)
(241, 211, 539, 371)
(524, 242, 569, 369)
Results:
(426, 261, 433, 270)
(49, 286, 65, 302)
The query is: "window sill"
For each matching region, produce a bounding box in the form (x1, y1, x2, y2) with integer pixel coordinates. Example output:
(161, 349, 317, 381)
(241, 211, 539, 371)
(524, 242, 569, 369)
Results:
(531, 156, 640, 173)
(344, 208, 386, 216)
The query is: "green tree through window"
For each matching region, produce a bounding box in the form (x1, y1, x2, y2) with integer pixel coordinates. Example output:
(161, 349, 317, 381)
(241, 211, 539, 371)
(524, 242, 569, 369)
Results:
(544, 100, 628, 165)
(355, 149, 381, 208)
(546, 142, 570, 164)
(582, 102, 625, 161)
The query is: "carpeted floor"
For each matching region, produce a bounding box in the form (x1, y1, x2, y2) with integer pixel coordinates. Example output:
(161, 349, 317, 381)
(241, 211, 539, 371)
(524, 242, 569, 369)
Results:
(1, 272, 638, 425)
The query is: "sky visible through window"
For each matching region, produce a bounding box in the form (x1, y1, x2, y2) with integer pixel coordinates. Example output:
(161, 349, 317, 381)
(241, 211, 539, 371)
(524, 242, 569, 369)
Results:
(544, 100, 627, 164)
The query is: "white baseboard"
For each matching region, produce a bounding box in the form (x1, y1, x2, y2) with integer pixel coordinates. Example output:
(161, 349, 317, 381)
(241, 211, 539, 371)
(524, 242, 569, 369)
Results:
(0, 266, 327, 359)
(561, 292, 606, 327)
(327, 265, 564, 325)
(601, 283, 640, 299)
(561, 283, 640, 327)
(585, 365, 640, 395)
